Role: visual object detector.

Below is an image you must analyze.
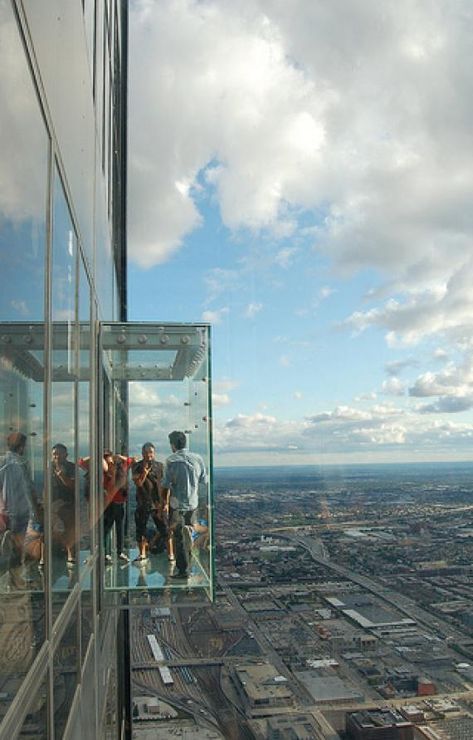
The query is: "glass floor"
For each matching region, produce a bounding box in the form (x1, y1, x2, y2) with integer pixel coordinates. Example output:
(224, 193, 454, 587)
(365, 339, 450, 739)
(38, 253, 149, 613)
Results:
(0, 549, 211, 596)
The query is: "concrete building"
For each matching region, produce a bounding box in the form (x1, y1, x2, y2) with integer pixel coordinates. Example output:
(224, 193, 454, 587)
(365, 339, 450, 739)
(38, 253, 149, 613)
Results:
(346, 709, 414, 740)
(231, 663, 294, 715)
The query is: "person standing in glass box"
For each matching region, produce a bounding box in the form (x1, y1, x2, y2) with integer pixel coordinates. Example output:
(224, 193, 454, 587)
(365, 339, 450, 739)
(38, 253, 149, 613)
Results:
(103, 451, 135, 563)
(161, 431, 207, 580)
(51, 443, 76, 566)
(132, 442, 168, 563)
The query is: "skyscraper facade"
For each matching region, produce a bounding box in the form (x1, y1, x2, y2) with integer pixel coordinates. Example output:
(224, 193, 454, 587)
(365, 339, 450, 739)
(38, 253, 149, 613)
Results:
(0, 1, 128, 736)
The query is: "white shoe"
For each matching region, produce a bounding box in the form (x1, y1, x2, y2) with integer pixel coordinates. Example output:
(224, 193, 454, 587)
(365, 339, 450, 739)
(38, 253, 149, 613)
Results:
(105, 554, 113, 565)
(118, 552, 129, 562)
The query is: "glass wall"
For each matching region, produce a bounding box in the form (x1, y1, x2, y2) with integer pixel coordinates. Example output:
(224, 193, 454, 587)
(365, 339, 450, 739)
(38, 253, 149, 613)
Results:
(0, 0, 48, 723)
(51, 167, 78, 609)
(0, 0, 128, 737)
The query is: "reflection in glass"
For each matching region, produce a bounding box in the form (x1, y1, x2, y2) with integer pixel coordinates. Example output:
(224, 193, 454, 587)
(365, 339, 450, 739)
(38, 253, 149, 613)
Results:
(53, 611, 79, 738)
(81, 573, 93, 663)
(51, 167, 78, 603)
(78, 257, 91, 574)
(18, 674, 48, 738)
(0, 0, 48, 719)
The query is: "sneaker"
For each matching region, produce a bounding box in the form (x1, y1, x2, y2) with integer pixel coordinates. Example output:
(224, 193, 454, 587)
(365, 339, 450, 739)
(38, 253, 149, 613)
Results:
(118, 552, 130, 562)
(105, 554, 113, 565)
(132, 555, 148, 564)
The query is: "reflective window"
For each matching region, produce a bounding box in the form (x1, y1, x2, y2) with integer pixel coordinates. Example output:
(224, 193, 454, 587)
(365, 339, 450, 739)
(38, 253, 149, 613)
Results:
(83, 0, 95, 82)
(0, 0, 48, 718)
(80, 572, 94, 662)
(53, 610, 79, 738)
(18, 674, 48, 738)
(78, 256, 91, 573)
(94, 0, 105, 151)
(95, 178, 114, 319)
(51, 167, 78, 604)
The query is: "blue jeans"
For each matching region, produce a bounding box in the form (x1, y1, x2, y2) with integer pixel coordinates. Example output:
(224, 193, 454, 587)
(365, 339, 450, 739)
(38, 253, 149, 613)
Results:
(169, 508, 196, 574)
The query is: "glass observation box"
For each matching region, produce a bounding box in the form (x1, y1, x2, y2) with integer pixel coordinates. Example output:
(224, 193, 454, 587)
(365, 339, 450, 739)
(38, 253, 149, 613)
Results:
(99, 322, 214, 601)
(0, 321, 214, 611)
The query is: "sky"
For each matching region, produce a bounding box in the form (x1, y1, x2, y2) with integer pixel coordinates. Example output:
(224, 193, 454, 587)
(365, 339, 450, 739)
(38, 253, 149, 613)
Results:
(127, 0, 473, 467)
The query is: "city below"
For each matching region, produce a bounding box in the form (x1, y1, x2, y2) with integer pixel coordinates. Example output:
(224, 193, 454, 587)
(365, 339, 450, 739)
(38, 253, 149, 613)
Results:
(131, 462, 473, 739)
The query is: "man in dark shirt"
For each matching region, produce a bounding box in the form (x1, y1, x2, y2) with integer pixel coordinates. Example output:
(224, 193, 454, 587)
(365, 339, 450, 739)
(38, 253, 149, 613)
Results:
(132, 442, 166, 563)
(51, 443, 76, 566)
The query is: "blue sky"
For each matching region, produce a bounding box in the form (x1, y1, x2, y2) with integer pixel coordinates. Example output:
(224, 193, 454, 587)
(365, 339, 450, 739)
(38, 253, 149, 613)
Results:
(128, 0, 473, 466)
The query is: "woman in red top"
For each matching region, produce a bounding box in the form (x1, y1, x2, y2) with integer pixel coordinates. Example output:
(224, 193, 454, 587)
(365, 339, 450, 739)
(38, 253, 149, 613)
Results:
(102, 451, 134, 563)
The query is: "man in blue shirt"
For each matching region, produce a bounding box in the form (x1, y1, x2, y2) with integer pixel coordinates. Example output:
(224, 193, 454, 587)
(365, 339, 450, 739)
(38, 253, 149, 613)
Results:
(161, 431, 207, 579)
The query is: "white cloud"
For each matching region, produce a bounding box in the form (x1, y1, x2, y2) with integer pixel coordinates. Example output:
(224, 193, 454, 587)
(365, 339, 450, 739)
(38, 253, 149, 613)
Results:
(417, 396, 473, 414)
(382, 377, 406, 397)
(224, 412, 277, 430)
(204, 268, 239, 304)
(385, 358, 417, 377)
(130, 0, 473, 295)
(201, 307, 229, 324)
(212, 393, 231, 407)
(10, 299, 29, 317)
(319, 286, 334, 301)
(129, 0, 331, 267)
(213, 402, 473, 462)
(352, 424, 407, 445)
(409, 361, 473, 398)
(354, 392, 377, 402)
(274, 247, 298, 268)
(214, 377, 239, 393)
(243, 302, 263, 318)
(344, 261, 473, 347)
(307, 405, 374, 423)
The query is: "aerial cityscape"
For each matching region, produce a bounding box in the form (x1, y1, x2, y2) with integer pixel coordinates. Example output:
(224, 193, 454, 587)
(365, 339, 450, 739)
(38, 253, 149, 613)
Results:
(129, 462, 473, 739)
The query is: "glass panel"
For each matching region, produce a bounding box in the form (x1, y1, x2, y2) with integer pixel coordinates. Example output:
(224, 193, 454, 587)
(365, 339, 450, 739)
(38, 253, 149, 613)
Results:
(95, 176, 114, 320)
(0, 0, 48, 719)
(78, 257, 91, 573)
(83, 0, 95, 82)
(94, 0, 104, 148)
(190, 353, 213, 594)
(53, 609, 79, 738)
(51, 168, 78, 609)
(102, 20, 110, 179)
(100, 323, 213, 600)
(81, 571, 94, 662)
(18, 674, 48, 739)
